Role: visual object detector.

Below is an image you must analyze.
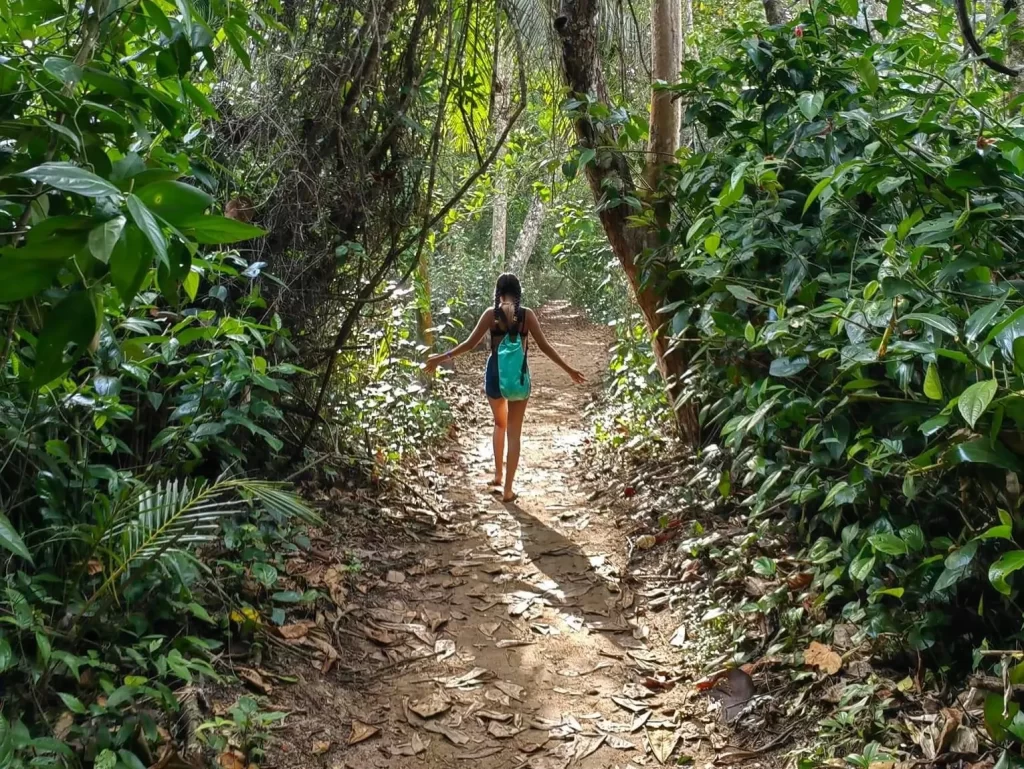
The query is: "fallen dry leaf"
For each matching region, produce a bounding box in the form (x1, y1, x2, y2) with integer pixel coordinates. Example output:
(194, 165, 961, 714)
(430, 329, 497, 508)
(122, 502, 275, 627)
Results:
(647, 727, 680, 765)
(457, 747, 503, 760)
(435, 639, 456, 661)
(487, 721, 524, 739)
(574, 734, 606, 761)
(237, 667, 272, 695)
(607, 735, 636, 750)
(311, 740, 331, 755)
(218, 751, 246, 769)
(804, 641, 843, 675)
(445, 667, 490, 689)
(278, 622, 315, 640)
(497, 638, 536, 649)
(669, 624, 687, 647)
(387, 570, 406, 584)
(409, 690, 451, 719)
(348, 721, 379, 746)
(611, 696, 649, 713)
(494, 680, 525, 700)
(387, 733, 428, 757)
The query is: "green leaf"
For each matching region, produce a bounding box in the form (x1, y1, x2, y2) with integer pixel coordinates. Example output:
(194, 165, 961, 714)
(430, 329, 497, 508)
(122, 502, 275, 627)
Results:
(87, 216, 125, 264)
(966, 298, 1007, 343)
(704, 232, 721, 256)
(0, 237, 83, 303)
(886, 0, 903, 24)
(136, 181, 214, 226)
(989, 550, 1024, 595)
(578, 147, 596, 167)
(127, 194, 168, 266)
(0, 637, 12, 672)
(744, 322, 756, 344)
(850, 554, 875, 581)
(0, 511, 32, 563)
(869, 533, 908, 556)
(803, 175, 833, 214)
(142, 0, 174, 36)
(752, 557, 776, 576)
(17, 162, 121, 198)
(950, 438, 1022, 472)
(769, 356, 809, 377)
(42, 57, 83, 84)
(183, 270, 200, 301)
(182, 81, 219, 118)
(58, 692, 87, 714)
(33, 290, 99, 387)
(180, 215, 267, 245)
(797, 92, 825, 121)
(904, 313, 958, 338)
(252, 562, 279, 587)
(110, 225, 152, 307)
(900, 525, 925, 551)
(726, 285, 759, 304)
(923, 363, 943, 401)
(958, 379, 998, 428)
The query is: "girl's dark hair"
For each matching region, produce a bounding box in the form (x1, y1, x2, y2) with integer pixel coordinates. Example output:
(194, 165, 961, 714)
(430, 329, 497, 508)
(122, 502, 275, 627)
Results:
(493, 272, 523, 331)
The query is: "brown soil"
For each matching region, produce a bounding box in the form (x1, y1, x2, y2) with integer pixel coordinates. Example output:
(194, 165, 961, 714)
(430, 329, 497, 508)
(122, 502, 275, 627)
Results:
(246, 304, 725, 769)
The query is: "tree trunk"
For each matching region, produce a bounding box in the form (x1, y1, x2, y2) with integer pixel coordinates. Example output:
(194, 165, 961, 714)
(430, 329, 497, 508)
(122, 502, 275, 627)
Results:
(555, 0, 700, 445)
(510, 195, 545, 274)
(416, 251, 435, 348)
(490, 43, 511, 268)
(762, 0, 787, 25)
(1011, 0, 1024, 98)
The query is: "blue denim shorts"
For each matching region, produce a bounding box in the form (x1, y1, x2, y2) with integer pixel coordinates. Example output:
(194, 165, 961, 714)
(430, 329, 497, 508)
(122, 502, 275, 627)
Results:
(484, 354, 502, 400)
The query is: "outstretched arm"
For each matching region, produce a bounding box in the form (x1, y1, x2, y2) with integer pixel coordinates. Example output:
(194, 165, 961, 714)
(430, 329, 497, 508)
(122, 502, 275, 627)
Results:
(526, 309, 585, 383)
(424, 309, 492, 373)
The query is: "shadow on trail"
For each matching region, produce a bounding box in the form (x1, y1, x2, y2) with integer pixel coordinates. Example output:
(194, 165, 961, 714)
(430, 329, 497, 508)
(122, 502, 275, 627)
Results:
(502, 500, 621, 620)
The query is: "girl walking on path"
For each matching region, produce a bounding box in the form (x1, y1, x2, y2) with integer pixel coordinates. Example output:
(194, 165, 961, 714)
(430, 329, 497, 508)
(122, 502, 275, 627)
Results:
(424, 273, 585, 502)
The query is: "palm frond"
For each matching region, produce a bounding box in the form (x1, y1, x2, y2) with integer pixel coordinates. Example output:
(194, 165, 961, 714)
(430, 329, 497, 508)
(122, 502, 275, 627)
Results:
(87, 478, 319, 606)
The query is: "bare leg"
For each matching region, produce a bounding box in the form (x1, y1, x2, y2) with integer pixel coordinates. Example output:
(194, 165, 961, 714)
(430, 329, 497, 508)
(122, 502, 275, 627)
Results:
(488, 397, 507, 486)
(503, 399, 529, 502)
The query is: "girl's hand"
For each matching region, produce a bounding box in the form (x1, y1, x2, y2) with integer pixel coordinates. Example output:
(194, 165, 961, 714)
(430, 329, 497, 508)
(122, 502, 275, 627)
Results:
(569, 368, 586, 384)
(424, 355, 443, 374)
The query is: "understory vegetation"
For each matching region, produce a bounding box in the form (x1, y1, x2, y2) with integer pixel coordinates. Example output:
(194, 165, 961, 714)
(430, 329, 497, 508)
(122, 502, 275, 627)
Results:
(5, 0, 1024, 764)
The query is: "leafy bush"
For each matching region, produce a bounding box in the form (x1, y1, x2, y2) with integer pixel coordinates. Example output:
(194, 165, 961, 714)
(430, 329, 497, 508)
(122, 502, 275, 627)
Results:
(659, 4, 1024, 662)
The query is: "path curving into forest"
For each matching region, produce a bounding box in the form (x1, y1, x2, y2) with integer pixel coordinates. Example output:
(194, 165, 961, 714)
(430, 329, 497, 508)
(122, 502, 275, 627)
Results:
(272, 304, 705, 769)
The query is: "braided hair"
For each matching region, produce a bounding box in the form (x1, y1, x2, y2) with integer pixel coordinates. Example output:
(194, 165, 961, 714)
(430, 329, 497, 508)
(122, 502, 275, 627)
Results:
(493, 272, 523, 335)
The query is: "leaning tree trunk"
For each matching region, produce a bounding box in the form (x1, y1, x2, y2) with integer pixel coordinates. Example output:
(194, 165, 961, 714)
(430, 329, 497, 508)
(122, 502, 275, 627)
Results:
(490, 41, 511, 268)
(509, 195, 545, 273)
(762, 0, 787, 24)
(555, 0, 700, 444)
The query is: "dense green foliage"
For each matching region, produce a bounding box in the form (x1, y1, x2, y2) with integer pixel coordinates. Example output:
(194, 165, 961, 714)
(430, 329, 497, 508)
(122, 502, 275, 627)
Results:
(602, 0, 1024, 736)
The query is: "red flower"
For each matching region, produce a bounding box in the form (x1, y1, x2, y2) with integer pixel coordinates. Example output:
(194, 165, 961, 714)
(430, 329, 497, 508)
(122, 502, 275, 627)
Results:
(794, 25, 804, 38)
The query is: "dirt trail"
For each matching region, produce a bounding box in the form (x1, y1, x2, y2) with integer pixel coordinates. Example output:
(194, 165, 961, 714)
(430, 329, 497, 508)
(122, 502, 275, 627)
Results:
(274, 304, 704, 768)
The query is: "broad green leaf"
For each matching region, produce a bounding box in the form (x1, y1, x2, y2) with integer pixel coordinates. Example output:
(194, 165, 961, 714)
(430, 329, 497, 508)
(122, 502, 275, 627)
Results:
(838, 0, 858, 15)
(142, 0, 174, 36)
(0, 637, 11, 672)
(58, 693, 87, 714)
(33, 290, 99, 387)
(704, 232, 720, 255)
(87, 216, 126, 264)
(42, 57, 83, 84)
(950, 438, 1022, 472)
(744, 322, 756, 343)
(958, 379, 998, 428)
(17, 162, 121, 198)
(183, 270, 200, 301)
(110, 226, 152, 307)
(900, 525, 925, 551)
(873, 587, 904, 599)
(904, 313, 958, 338)
(180, 215, 267, 245)
(869, 533, 907, 556)
(769, 356, 809, 377)
(989, 550, 1024, 595)
(984, 305, 1024, 347)
(127, 194, 168, 266)
(578, 147, 596, 167)
(0, 511, 32, 563)
(966, 298, 1007, 343)
(850, 554, 875, 581)
(797, 91, 825, 120)
(803, 176, 833, 214)
(0, 236, 83, 303)
(886, 0, 903, 24)
(182, 81, 219, 118)
(726, 285, 758, 304)
(136, 181, 214, 225)
(923, 363, 943, 401)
